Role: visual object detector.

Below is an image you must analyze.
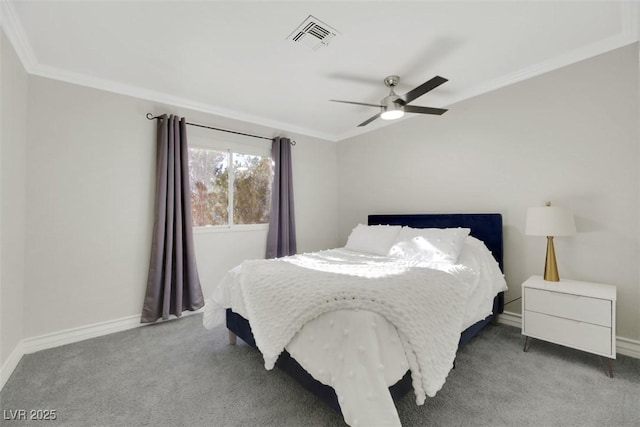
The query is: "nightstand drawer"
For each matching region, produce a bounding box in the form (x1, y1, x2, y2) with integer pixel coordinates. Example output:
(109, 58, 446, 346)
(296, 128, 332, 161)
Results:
(524, 311, 612, 356)
(524, 287, 612, 327)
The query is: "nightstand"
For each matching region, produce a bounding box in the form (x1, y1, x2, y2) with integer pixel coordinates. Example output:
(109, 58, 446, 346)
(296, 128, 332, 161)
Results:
(521, 275, 617, 377)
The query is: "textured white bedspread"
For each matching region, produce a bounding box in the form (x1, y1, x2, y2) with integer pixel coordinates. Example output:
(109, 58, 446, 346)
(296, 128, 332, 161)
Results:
(203, 245, 506, 426)
(241, 257, 470, 398)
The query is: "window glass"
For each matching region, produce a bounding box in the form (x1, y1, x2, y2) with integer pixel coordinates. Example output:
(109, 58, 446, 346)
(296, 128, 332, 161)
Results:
(188, 146, 273, 228)
(189, 148, 229, 226)
(233, 153, 273, 225)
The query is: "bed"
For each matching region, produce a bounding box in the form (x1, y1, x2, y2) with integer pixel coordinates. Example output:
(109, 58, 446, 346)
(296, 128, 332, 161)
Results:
(204, 213, 505, 426)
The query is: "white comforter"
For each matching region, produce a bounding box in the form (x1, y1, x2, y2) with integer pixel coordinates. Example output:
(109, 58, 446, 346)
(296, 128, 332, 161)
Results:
(203, 238, 506, 426)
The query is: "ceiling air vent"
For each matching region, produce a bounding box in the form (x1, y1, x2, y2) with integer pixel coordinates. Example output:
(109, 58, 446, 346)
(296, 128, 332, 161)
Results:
(287, 15, 339, 50)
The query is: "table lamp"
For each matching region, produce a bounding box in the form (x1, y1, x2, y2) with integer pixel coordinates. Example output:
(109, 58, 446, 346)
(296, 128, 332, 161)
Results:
(525, 202, 576, 282)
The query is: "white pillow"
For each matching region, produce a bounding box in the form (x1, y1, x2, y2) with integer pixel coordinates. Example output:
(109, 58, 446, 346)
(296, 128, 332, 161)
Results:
(345, 224, 402, 255)
(458, 236, 507, 296)
(388, 227, 471, 264)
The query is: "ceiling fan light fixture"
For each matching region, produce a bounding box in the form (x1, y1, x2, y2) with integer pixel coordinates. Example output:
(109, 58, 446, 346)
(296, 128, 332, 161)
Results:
(380, 95, 404, 120)
(331, 75, 448, 127)
(380, 107, 404, 120)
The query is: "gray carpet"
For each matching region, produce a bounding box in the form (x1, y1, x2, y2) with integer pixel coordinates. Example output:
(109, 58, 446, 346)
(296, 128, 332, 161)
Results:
(1, 314, 638, 426)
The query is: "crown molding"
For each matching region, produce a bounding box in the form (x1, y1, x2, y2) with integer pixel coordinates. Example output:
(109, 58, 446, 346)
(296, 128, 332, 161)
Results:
(443, 38, 637, 108)
(0, 0, 37, 72)
(335, 5, 640, 143)
(621, 1, 640, 39)
(0, 1, 337, 142)
(29, 62, 338, 143)
(443, 10, 639, 108)
(2, 1, 638, 144)
(336, 3, 640, 143)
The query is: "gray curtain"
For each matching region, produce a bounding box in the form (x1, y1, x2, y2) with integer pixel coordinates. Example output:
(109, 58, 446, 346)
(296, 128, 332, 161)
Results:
(266, 137, 297, 258)
(141, 114, 204, 323)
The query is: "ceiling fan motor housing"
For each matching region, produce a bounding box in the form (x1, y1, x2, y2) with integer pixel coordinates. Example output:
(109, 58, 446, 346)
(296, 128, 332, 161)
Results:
(380, 93, 404, 120)
(382, 75, 402, 111)
(381, 94, 402, 110)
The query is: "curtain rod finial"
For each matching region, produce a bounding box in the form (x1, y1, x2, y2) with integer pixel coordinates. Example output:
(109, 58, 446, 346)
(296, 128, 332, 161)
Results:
(146, 113, 155, 120)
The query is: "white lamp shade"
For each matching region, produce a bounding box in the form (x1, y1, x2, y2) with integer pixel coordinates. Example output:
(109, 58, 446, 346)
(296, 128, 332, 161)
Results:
(525, 206, 576, 237)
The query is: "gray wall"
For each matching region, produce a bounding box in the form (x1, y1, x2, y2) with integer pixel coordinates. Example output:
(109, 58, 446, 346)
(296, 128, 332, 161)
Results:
(0, 31, 27, 370)
(1, 31, 637, 370)
(337, 44, 639, 341)
(22, 76, 338, 338)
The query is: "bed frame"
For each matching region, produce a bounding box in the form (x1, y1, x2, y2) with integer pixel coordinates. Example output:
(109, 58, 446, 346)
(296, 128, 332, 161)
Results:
(226, 213, 504, 414)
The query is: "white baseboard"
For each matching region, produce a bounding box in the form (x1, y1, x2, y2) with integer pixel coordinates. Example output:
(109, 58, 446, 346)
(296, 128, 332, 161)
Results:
(498, 310, 640, 359)
(617, 336, 640, 359)
(0, 341, 25, 390)
(497, 310, 522, 328)
(22, 314, 142, 355)
(1, 307, 637, 392)
(1, 309, 203, 391)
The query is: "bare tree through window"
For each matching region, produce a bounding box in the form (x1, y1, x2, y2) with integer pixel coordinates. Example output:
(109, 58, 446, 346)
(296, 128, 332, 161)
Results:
(189, 147, 273, 227)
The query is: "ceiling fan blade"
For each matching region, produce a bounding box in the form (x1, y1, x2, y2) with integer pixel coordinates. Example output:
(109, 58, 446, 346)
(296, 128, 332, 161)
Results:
(403, 105, 448, 115)
(358, 113, 381, 127)
(401, 76, 448, 104)
(330, 100, 382, 108)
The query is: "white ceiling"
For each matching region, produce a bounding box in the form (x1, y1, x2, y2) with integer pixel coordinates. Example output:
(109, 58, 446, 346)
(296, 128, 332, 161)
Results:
(2, 1, 638, 142)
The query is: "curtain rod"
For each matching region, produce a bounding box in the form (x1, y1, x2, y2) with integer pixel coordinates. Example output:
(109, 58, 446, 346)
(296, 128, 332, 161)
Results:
(146, 113, 296, 145)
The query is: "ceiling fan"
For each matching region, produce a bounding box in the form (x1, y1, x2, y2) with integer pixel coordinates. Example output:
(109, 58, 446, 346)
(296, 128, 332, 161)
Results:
(330, 75, 448, 127)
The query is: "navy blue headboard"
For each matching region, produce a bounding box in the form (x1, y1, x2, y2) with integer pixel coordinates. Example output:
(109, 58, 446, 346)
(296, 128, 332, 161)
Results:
(367, 213, 504, 272)
(368, 213, 504, 315)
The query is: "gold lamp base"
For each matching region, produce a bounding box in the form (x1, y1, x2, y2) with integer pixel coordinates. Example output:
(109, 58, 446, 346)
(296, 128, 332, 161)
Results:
(543, 236, 560, 282)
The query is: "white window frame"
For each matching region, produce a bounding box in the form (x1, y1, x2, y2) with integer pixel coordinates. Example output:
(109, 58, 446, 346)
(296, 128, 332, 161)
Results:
(189, 135, 272, 233)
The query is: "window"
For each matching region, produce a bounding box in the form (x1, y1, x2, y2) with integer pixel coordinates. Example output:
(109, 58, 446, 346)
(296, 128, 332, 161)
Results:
(189, 142, 273, 228)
